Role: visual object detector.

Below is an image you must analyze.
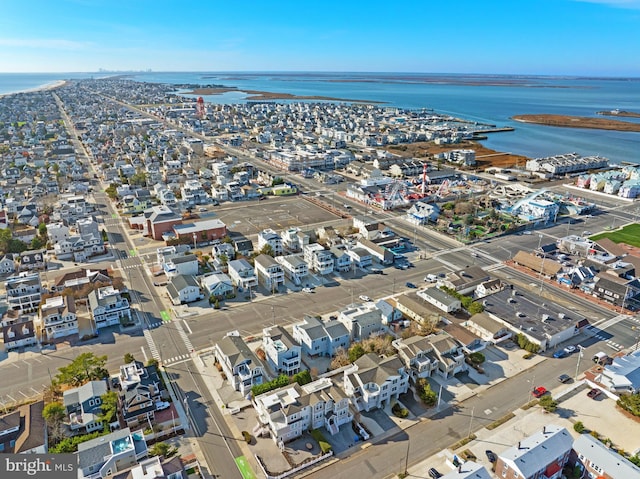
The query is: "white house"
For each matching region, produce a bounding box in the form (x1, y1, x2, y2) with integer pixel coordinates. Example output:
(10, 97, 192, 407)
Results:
(254, 254, 285, 291)
(214, 331, 264, 397)
(417, 287, 462, 313)
(262, 326, 302, 375)
(596, 349, 640, 394)
(166, 274, 202, 305)
(303, 243, 334, 275)
(343, 353, 410, 412)
(88, 286, 132, 331)
(253, 377, 353, 445)
(257, 229, 283, 256)
(163, 254, 199, 277)
(38, 295, 78, 340)
(228, 259, 258, 289)
(200, 272, 234, 299)
(275, 254, 308, 286)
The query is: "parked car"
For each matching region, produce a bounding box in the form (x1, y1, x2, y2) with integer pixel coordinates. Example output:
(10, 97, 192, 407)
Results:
(302, 287, 314, 293)
(485, 450, 497, 463)
(155, 401, 170, 411)
(359, 295, 372, 302)
(424, 274, 438, 283)
(553, 349, 569, 359)
(328, 315, 337, 321)
(563, 345, 577, 354)
(470, 252, 479, 257)
(198, 207, 207, 212)
(587, 388, 602, 399)
(428, 468, 443, 479)
(532, 386, 548, 398)
(372, 270, 384, 275)
(557, 374, 572, 384)
(110, 377, 120, 389)
(405, 282, 417, 289)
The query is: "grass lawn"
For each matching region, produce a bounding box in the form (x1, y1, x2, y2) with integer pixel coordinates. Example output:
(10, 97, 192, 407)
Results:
(590, 223, 640, 248)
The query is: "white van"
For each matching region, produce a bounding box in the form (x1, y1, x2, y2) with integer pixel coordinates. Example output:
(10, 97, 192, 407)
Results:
(424, 274, 438, 283)
(592, 351, 609, 364)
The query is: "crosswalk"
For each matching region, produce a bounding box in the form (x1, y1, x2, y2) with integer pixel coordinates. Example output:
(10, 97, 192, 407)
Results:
(176, 320, 195, 353)
(143, 329, 161, 363)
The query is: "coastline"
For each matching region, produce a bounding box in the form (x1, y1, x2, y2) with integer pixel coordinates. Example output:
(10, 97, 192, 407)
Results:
(181, 86, 383, 103)
(512, 114, 640, 133)
(0, 79, 67, 99)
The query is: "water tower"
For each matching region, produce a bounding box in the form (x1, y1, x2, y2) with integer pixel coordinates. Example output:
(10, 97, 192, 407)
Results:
(196, 96, 205, 118)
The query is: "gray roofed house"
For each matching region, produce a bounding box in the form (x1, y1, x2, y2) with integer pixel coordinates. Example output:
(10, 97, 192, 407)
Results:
(262, 326, 302, 375)
(495, 425, 573, 479)
(441, 265, 490, 295)
(228, 258, 258, 289)
(417, 287, 462, 313)
(77, 427, 148, 479)
(63, 380, 109, 433)
(395, 292, 442, 326)
(214, 331, 264, 396)
(292, 315, 350, 357)
(338, 302, 383, 341)
(343, 353, 410, 412)
(392, 335, 439, 380)
(572, 432, 640, 479)
(596, 349, 640, 394)
(166, 274, 202, 305)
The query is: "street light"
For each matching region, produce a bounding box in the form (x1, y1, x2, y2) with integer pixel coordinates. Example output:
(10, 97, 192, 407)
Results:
(193, 233, 197, 251)
(575, 345, 584, 380)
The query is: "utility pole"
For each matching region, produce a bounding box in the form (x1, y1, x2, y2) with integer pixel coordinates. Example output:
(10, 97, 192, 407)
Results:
(575, 346, 584, 380)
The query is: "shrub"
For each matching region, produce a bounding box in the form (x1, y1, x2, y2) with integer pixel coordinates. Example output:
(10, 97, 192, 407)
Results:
(468, 352, 485, 365)
(310, 429, 332, 453)
(242, 431, 252, 444)
(573, 421, 585, 433)
(251, 374, 290, 396)
(392, 403, 409, 418)
(291, 370, 312, 386)
(539, 395, 558, 413)
(617, 392, 640, 417)
(416, 378, 437, 407)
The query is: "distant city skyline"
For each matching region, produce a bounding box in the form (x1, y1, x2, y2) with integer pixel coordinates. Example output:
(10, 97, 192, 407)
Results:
(1, 0, 639, 76)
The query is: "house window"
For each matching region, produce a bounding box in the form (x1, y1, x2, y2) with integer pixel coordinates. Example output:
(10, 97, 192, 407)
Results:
(578, 454, 585, 461)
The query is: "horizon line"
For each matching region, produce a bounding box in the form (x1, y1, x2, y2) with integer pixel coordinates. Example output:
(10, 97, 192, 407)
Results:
(1, 70, 640, 80)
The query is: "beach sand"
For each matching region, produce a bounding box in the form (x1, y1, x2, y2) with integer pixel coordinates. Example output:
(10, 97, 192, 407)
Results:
(0, 79, 67, 99)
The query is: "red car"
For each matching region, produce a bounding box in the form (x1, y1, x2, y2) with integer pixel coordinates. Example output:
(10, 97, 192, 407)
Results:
(587, 388, 602, 399)
(532, 386, 548, 398)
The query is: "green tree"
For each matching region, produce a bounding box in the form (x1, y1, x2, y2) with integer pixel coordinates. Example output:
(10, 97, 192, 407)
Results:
(218, 253, 228, 266)
(55, 352, 108, 387)
(259, 244, 274, 257)
(129, 171, 148, 187)
(42, 402, 66, 426)
(38, 222, 48, 237)
(99, 391, 119, 424)
(416, 378, 437, 407)
(149, 442, 177, 458)
(348, 343, 366, 363)
(105, 184, 118, 200)
(30, 236, 46, 250)
(123, 353, 135, 364)
(42, 402, 67, 444)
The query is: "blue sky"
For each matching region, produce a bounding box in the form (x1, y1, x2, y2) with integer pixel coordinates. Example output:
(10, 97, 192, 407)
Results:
(1, 0, 639, 75)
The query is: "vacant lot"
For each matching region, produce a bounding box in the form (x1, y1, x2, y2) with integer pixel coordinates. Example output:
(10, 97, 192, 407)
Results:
(591, 223, 640, 248)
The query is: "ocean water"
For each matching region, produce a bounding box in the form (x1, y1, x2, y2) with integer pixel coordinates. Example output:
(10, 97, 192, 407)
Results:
(131, 72, 640, 164)
(0, 72, 97, 95)
(2, 72, 639, 164)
